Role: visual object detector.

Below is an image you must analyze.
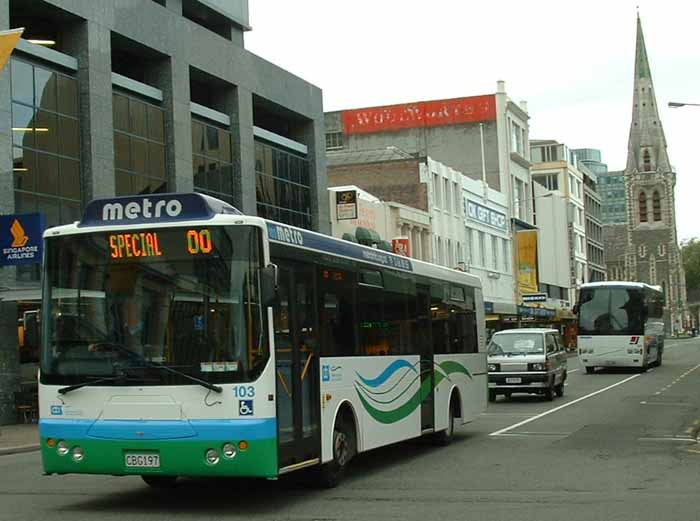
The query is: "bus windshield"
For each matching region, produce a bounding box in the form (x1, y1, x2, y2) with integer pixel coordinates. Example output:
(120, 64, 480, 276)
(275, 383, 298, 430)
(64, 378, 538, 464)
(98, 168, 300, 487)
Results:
(41, 225, 267, 386)
(577, 287, 646, 336)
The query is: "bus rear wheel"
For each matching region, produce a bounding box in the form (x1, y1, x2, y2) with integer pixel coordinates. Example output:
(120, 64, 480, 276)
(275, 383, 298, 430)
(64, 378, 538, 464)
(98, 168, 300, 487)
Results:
(141, 475, 177, 489)
(319, 417, 355, 488)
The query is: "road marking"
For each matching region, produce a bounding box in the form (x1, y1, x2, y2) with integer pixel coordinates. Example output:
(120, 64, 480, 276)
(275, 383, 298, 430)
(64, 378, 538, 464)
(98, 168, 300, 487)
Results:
(639, 437, 696, 443)
(489, 373, 641, 437)
(641, 402, 694, 407)
(568, 369, 580, 373)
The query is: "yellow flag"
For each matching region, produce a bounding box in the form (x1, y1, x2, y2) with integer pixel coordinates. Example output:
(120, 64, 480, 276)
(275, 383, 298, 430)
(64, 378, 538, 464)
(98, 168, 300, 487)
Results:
(0, 28, 24, 72)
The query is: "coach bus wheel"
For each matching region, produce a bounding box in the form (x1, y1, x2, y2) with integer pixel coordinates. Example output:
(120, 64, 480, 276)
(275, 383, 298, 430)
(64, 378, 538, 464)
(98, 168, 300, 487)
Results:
(319, 418, 355, 488)
(585, 366, 595, 374)
(142, 475, 177, 489)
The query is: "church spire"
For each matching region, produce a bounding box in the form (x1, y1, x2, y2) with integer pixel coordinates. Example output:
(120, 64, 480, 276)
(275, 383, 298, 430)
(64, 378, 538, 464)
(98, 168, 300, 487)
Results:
(626, 14, 670, 174)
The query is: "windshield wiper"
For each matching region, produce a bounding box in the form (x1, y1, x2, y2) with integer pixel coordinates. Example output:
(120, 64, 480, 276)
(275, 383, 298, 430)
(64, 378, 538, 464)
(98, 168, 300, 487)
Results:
(93, 341, 223, 394)
(58, 375, 123, 395)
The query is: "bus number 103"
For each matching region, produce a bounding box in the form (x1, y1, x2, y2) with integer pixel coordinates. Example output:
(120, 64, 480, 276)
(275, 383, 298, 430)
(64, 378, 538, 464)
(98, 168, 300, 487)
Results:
(186, 229, 213, 255)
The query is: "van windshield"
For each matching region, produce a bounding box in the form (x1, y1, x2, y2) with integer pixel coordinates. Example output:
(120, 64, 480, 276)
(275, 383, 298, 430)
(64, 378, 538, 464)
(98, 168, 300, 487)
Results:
(488, 334, 544, 356)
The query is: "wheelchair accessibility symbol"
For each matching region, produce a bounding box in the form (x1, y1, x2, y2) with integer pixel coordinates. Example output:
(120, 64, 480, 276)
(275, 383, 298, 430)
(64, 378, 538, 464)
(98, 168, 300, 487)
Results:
(239, 399, 254, 416)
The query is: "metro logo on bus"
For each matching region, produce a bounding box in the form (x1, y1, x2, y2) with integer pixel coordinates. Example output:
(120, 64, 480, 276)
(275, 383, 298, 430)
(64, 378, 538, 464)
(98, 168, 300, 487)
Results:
(79, 193, 241, 227)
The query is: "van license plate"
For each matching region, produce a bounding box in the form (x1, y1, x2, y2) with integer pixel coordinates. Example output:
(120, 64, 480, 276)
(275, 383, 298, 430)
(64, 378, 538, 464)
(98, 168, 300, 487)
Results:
(505, 377, 521, 384)
(125, 454, 160, 468)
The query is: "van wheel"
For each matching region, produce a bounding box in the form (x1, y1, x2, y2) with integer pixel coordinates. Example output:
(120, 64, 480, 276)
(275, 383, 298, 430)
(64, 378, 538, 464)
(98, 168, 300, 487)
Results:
(319, 418, 355, 488)
(555, 383, 564, 397)
(433, 400, 455, 446)
(142, 476, 177, 489)
(488, 390, 496, 402)
(544, 382, 554, 401)
(585, 366, 595, 374)
(655, 351, 663, 367)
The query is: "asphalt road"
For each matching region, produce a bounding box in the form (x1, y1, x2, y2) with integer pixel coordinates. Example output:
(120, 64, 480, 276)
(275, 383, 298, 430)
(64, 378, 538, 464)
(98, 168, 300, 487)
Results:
(3, 338, 700, 521)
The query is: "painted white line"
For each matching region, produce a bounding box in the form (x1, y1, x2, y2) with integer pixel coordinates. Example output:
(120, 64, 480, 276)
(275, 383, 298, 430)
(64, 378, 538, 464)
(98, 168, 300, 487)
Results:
(494, 432, 570, 438)
(568, 369, 580, 373)
(489, 373, 641, 437)
(641, 402, 695, 407)
(638, 437, 696, 443)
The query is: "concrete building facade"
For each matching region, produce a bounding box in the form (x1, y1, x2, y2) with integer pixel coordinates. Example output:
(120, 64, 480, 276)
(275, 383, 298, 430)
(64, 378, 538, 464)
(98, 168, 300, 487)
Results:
(0, 0, 327, 424)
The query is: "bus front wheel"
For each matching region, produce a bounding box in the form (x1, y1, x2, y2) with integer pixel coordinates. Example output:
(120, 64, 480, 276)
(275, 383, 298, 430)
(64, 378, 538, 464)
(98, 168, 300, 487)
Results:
(433, 397, 456, 446)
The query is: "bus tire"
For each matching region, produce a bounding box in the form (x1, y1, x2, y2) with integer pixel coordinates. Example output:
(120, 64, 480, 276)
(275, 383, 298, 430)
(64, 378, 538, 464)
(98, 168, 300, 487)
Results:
(585, 366, 595, 374)
(433, 393, 458, 446)
(141, 475, 177, 489)
(319, 416, 355, 488)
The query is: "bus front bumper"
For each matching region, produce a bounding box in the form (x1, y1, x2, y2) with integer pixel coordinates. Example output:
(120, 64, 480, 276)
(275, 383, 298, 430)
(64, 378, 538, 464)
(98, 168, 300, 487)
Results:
(40, 419, 278, 478)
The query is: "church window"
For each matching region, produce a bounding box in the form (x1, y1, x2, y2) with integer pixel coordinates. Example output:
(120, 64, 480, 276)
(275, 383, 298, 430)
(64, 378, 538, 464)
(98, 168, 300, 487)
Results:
(638, 244, 647, 258)
(658, 244, 666, 257)
(639, 191, 648, 222)
(643, 150, 652, 172)
(653, 191, 662, 222)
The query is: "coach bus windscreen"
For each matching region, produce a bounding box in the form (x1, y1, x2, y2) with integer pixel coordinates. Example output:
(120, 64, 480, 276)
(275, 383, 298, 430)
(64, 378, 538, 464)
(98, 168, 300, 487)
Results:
(40, 225, 268, 386)
(577, 287, 646, 336)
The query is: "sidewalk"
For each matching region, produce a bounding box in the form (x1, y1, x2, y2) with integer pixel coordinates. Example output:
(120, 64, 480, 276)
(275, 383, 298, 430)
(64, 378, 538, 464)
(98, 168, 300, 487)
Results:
(0, 423, 39, 456)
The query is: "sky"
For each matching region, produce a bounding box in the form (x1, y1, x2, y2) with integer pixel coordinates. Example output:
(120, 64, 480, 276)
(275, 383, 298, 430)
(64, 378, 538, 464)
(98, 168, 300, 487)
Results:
(246, 0, 700, 243)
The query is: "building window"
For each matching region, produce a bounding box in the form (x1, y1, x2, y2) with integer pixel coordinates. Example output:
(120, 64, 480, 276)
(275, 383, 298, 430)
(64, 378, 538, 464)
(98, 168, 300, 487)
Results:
(11, 58, 82, 281)
(113, 92, 166, 195)
(444, 178, 451, 212)
(643, 149, 652, 172)
(192, 119, 234, 204)
(491, 235, 498, 270)
(478, 231, 486, 267)
(325, 131, 344, 150)
(639, 191, 648, 222)
(466, 229, 473, 266)
(255, 141, 311, 229)
(534, 173, 558, 191)
(453, 181, 460, 216)
(502, 239, 509, 272)
(433, 173, 441, 207)
(652, 190, 662, 222)
(510, 120, 523, 155)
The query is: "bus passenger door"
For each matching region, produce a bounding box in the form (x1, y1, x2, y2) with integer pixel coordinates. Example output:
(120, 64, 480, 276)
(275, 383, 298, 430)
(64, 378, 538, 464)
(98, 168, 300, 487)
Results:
(274, 264, 320, 470)
(415, 285, 434, 431)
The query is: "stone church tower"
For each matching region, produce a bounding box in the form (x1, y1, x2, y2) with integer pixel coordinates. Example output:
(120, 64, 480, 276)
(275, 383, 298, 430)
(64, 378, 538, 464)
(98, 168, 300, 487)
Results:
(622, 15, 688, 332)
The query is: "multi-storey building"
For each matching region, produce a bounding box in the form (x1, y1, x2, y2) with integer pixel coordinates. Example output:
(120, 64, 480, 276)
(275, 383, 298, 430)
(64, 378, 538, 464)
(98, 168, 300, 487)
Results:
(0, 0, 327, 424)
(530, 140, 589, 297)
(581, 165, 606, 282)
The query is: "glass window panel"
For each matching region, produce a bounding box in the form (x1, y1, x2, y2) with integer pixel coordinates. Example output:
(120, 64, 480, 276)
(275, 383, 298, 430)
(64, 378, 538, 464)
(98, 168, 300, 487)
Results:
(205, 125, 219, 157)
(36, 153, 59, 195)
(193, 155, 206, 188)
(257, 173, 276, 205)
(35, 110, 58, 153)
(276, 152, 289, 180)
(132, 174, 150, 195)
(115, 170, 131, 196)
(207, 160, 221, 192)
(34, 67, 57, 112)
(57, 76, 78, 117)
(114, 133, 130, 170)
(299, 159, 310, 186)
(254, 142, 264, 173)
(58, 116, 80, 158)
(112, 94, 130, 132)
(60, 158, 81, 200)
(148, 143, 165, 178)
(12, 103, 35, 147)
(15, 191, 36, 214)
(289, 157, 299, 184)
(219, 129, 232, 162)
(275, 178, 286, 207)
(129, 99, 147, 137)
(61, 200, 81, 224)
(263, 145, 274, 176)
(36, 194, 60, 227)
(13, 148, 36, 192)
(192, 122, 205, 155)
(11, 60, 34, 105)
(131, 138, 148, 174)
(300, 187, 310, 213)
(147, 105, 164, 143)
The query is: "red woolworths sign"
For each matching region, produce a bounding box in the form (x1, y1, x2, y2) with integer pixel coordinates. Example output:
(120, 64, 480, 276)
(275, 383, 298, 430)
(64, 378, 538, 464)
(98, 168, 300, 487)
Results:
(342, 95, 496, 134)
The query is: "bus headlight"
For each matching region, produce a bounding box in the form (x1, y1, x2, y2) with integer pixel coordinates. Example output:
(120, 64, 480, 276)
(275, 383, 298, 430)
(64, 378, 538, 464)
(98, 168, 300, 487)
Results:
(205, 449, 220, 465)
(57, 440, 70, 456)
(222, 443, 237, 459)
(72, 447, 84, 462)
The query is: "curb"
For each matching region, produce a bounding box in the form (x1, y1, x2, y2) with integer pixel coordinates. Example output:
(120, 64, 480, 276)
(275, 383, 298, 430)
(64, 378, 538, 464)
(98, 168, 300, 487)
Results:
(0, 444, 40, 456)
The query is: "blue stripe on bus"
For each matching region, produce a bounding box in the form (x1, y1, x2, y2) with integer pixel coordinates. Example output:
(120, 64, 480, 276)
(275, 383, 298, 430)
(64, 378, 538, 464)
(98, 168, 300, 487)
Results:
(39, 418, 277, 441)
(355, 359, 417, 388)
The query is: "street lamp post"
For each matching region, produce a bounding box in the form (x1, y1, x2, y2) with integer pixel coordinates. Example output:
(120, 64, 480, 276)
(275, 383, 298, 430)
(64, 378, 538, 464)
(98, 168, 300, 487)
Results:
(669, 102, 700, 108)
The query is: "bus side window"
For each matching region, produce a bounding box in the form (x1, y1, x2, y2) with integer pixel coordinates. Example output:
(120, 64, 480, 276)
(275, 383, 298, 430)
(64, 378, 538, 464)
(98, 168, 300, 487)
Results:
(318, 269, 356, 357)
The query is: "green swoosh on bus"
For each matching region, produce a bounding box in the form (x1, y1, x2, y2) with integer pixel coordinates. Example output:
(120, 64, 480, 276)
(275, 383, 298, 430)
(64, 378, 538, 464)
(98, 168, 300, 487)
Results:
(355, 361, 472, 424)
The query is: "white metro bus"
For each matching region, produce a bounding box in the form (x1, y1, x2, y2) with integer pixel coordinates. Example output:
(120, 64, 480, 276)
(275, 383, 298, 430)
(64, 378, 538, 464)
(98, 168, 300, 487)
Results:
(39, 193, 487, 488)
(576, 281, 666, 373)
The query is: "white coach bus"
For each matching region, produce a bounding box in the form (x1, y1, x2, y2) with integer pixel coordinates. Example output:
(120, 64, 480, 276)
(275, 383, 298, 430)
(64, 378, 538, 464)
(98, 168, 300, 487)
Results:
(39, 193, 487, 488)
(576, 281, 666, 373)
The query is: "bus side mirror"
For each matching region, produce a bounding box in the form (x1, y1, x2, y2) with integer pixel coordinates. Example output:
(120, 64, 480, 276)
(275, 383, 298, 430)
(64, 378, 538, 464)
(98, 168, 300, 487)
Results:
(260, 264, 278, 307)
